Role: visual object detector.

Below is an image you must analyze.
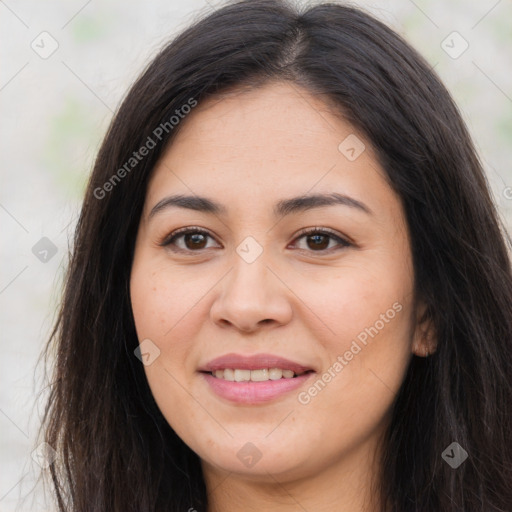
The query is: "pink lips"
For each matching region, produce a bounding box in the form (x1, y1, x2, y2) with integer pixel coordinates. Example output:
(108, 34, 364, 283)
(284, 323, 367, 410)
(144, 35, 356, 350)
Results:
(198, 353, 315, 404)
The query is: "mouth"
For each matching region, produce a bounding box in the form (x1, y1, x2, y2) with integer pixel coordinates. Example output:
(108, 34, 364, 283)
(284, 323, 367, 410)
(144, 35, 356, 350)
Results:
(198, 352, 315, 376)
(204, 368, 315, 381)
(198, 353, 316, 404)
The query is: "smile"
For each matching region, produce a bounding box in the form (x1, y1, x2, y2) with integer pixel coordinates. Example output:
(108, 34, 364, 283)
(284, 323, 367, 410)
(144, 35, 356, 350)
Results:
(210, 368, 312, 381)
(201, 372, 314, 404)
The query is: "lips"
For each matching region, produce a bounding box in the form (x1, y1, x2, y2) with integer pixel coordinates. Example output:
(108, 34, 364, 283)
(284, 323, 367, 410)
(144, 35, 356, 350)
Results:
(198, 353, 315, 374)
(198, 353, 316, 404)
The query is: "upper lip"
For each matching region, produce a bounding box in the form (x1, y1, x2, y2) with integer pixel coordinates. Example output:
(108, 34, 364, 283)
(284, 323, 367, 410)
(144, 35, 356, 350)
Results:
(199, 353, 316, 374)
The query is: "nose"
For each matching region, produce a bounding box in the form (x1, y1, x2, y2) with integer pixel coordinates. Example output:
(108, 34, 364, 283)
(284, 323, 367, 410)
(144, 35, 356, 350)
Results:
(209, 255, 293, 333)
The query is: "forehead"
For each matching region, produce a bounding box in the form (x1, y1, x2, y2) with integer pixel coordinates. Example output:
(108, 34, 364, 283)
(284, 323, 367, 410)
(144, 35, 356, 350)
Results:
(144, 81, 397, 220)
(165, 81, 353, 159)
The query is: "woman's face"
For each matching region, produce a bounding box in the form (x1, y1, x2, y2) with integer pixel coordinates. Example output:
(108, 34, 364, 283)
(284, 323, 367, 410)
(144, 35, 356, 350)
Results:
(130, 81, 426, 487)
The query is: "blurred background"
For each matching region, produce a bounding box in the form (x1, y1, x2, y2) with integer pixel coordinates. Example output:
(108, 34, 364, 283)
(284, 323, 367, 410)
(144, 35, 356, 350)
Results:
(1, 0, 511, 510)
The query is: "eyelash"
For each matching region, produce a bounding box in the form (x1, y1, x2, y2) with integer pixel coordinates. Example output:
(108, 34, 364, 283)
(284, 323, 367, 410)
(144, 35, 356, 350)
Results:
(159, 226, 352, 255)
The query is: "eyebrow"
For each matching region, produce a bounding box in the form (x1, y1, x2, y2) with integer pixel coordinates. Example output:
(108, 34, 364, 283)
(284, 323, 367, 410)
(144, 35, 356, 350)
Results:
(148, 192, 373, 220)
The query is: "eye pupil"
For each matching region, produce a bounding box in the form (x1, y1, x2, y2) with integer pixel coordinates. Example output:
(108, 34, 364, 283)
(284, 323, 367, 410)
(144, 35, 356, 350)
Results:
(307, 234, 329, 250)
(185, 233, 207, 249)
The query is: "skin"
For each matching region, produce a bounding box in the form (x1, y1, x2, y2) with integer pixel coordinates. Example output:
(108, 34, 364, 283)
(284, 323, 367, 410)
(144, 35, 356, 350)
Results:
(130, 81, 435, 512)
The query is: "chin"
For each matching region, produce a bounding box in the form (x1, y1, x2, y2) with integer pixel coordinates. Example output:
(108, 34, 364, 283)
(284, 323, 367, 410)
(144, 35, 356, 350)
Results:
(196, 438, 316, 481)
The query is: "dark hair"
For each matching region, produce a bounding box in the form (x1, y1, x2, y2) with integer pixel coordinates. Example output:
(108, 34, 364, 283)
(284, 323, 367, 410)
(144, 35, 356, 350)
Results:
(37, 0, 512, 510)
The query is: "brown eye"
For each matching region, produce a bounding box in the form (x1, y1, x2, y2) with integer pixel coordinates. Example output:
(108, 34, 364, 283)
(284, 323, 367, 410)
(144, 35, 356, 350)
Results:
(160, 228, 219, 252)
(161, 226, 351, 255)
(306, 233, 330, 250)
(182, 232, 208, 250)
(292, 228, 351, 253)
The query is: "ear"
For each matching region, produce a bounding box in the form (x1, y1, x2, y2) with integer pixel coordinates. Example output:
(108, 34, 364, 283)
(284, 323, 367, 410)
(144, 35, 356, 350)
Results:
(412, 301, 437, 357)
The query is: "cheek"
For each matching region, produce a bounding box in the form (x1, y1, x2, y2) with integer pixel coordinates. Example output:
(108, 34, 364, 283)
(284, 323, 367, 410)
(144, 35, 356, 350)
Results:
(293, 256, 414, 407)
(130, 259, 205, 434)
(291, 272, 413, 460)
(129, 255, 217, 398)
(292, 256, 412, 349)
(130, 256, 204, 340)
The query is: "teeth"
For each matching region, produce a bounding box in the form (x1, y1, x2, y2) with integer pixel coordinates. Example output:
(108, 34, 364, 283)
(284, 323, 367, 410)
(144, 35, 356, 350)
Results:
(269, 368, 283, 380)
(234, 369, 251, 382)
(211, 368, 303, 381)
(251, 369, 269, 381)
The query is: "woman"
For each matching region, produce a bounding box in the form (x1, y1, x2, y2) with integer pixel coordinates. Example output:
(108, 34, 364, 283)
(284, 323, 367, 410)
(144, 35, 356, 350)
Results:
(37, 0, 512, 510)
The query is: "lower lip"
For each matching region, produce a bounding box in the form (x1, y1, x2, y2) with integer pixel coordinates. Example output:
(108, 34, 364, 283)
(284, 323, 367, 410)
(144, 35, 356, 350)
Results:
(201, 372, 314, 404)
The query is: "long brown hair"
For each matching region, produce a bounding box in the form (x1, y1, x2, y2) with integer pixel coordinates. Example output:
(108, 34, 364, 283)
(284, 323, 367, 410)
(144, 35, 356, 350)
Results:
(36, 0, 512, 510)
